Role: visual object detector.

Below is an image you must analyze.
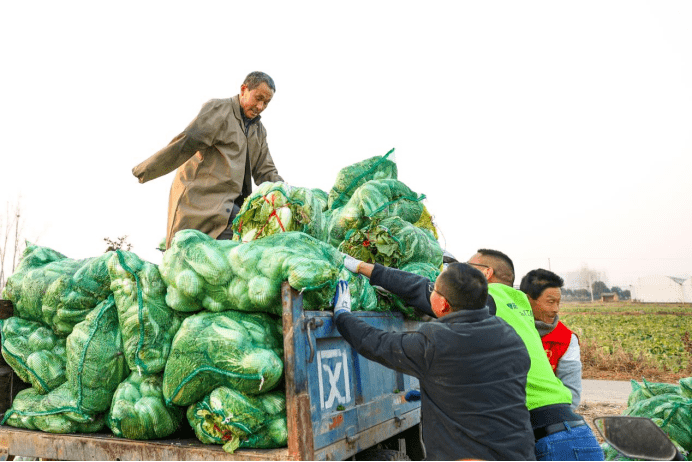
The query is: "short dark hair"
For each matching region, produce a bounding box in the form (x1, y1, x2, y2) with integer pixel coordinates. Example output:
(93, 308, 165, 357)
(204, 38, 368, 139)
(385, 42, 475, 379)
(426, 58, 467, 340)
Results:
(519, 268, 564, 300)
(243, 71, 276, 92)
(435, 263, 488, 311)
(477, 248, 515, 286)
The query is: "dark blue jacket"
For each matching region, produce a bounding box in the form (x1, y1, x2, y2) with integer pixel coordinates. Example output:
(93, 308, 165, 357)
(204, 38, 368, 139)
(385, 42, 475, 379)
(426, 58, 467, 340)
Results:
(335, 266, 535, 461)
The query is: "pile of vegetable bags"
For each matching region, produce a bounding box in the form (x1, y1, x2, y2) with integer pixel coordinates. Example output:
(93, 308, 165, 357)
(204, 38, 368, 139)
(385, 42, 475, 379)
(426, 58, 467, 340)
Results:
(601, 377, 692, 460)
(1, 247, 184, 439)
(229, 148, 444, 317)
(0, 149, 446, 452)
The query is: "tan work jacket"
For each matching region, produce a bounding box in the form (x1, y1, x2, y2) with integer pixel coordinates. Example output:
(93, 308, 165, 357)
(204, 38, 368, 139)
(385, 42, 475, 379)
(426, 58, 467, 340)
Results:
(132, 96, 283, 248)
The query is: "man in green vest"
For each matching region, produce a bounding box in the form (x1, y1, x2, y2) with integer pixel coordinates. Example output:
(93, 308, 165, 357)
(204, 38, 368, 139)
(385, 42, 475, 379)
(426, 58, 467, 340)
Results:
(467, 249, 603, 461)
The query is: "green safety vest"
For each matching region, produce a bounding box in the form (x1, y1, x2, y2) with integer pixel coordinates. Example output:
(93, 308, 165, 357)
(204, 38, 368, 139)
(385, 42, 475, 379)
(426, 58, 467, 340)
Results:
(488, 283, 572, 410)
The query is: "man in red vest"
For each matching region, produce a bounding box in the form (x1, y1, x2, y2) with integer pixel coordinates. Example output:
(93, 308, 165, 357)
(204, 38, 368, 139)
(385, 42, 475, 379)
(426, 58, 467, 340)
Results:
(520, 268, 582, 410)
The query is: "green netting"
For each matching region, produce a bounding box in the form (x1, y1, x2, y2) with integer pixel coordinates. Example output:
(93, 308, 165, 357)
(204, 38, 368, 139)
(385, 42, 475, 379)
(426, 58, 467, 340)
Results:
(679, 377, 692, 399)
(47, 252, 114, 337)
(106, 371, 183, 440)
(327, 149, 398, 210)
(2, 244, 114, 337)
(1, 383, 105, 433)
(232, 182, 328, 242)
(10, 259, 83, 323)
(621, 378, 692, 453)
(1, 242, 68, 304)
(66, 295, 129, 414)
(413, 204, 439, 239)
(187, 387, 287, 453)
(311, 188, 329, 212)
(160, 230, 239, 313)
(109, 250, 182, 374)
(162, 310, 284, 407)
(327, 179, 427, 247)
(161, 229, 372, 314)
(375, 262, 441, 319)
(343, 270, 379, 312)
(340, 216, 443, 269)
(627, 378, 681, 407)
(0, 316, 66, 394)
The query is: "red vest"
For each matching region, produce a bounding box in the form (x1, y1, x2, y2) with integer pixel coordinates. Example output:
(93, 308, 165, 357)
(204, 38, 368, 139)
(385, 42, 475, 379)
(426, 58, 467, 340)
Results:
(541, 321, 576, 373)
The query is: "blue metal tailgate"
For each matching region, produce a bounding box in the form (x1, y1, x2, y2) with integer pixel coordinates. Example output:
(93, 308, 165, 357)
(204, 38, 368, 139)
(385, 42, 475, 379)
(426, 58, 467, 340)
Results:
(282, 284, 421, 461)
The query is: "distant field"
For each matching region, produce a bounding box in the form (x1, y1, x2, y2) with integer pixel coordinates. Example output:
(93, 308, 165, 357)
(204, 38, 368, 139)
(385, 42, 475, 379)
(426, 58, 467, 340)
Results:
(560, 301, 692, 380)
(562, 301, 692, 314)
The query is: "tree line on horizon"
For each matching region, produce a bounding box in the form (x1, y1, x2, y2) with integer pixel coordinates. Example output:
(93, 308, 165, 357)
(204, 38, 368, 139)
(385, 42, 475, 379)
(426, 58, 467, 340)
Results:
(561, 281, 631, 301)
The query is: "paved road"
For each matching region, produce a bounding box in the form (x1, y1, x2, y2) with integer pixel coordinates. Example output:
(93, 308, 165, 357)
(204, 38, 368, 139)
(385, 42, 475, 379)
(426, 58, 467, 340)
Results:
(581, 379, 632, 404)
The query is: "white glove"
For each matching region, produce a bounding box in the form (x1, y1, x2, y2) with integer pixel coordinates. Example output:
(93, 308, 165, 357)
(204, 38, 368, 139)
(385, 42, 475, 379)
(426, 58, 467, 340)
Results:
(332, 280, 352, 317)
(342, 254, 363, 273)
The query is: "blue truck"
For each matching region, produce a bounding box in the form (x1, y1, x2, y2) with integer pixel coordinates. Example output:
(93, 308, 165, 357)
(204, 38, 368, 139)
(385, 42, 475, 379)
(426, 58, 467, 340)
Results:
(0, 283, 424, 461)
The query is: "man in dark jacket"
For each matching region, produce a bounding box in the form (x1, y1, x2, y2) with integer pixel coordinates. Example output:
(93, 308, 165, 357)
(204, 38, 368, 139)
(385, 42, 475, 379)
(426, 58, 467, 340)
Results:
(333, 262, 536, 461)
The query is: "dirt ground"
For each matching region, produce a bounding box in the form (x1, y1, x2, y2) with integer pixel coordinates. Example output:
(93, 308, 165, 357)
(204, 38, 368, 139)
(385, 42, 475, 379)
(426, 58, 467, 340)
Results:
(576, 401, 628, 444)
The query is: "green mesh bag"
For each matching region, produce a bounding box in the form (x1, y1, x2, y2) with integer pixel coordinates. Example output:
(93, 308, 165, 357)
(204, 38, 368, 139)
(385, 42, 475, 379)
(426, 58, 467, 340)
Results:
(1, 383, 105, 434)
(374, 262, 441, 319)
(343, 271, 380, 313)
(162, 310, 284, 407)
(161, 229, 372, 314)
(1, 316, 66, 394)
(44, 252, 114, 337)
(108, 250, 182, 374)
(328, 149, 398, 210)
(650, 417, 690, 458)
(66, 295, 129, 414)
(679, 377, 692, 399)
(340, 217, 443, 269)
(413, 204, 439, 239)
(650, 400, 692, 451)
(627, 378, 681, 407)
(10, 259, 83, 324)
(187, 387, 287, 453)
(107, 371, 183, 440)
(327, 179, 427, 247)
(3, 243, 114, 337)
(1, 242, 68, 306)
(232, 182, 328, 242)
(312, 188, 329, 212)
(160, 229, 239, 313)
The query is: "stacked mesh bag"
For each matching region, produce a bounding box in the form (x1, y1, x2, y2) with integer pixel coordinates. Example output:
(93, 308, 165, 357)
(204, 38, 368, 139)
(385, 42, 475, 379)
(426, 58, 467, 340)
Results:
(1, 245, 184, 439)
(231, 181, 329, 243)
(157, 226, 382, 452)
(325, 149, 443, 318)
(601, 377, 692, 460)
(157, 228, 295, 451)
(226, 148, 443, 319)
(0, 148, 444, 453)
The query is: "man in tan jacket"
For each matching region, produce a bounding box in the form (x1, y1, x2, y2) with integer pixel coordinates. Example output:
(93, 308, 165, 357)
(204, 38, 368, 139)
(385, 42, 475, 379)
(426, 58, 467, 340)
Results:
(132, 71, 284, 248)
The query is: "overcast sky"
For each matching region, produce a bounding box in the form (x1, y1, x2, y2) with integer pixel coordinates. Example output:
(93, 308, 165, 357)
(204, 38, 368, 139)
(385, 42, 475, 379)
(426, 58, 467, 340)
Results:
(1, 1, 691, 288)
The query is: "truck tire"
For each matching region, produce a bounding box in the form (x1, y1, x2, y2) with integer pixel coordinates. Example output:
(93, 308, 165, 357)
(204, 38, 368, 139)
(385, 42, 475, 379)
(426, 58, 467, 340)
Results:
(356, 449, 411, 461)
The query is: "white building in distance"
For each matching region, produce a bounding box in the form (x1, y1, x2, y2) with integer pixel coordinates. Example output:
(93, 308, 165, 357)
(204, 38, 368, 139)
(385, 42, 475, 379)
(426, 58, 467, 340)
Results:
(632, 275, 692, 303)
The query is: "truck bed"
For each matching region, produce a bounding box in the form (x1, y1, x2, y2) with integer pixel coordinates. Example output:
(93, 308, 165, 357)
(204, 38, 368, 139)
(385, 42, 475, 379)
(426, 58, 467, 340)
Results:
(0, 426, 287, 461)
(0, 283, 422, 460)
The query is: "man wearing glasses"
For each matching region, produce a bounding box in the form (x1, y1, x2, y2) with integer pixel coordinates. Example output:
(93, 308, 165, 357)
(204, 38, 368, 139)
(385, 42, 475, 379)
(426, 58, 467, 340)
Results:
(467, 249, 604, 461)
(341, 249, 604, 461)
(335, 258, 535, 460)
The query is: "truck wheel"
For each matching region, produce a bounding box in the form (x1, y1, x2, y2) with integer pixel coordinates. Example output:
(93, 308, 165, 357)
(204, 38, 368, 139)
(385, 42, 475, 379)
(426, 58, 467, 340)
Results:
(356, 449, 411, 461)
